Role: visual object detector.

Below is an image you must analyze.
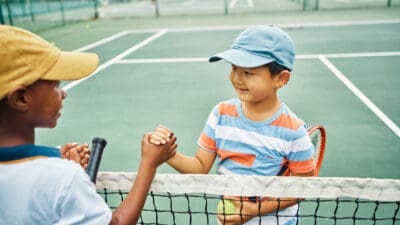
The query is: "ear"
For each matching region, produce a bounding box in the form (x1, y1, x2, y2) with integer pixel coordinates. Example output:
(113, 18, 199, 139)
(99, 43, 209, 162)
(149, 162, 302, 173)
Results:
(6, 86, 29, 112)
(275, 70, 291, 89)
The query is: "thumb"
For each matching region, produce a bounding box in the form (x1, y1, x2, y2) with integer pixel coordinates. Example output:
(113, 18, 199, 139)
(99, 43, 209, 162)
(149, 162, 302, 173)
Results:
(60, 142, 78, 155)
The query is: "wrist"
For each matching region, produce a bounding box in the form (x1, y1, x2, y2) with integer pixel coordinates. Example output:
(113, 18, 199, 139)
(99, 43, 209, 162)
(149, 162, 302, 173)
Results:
(138, 160, 158, 174)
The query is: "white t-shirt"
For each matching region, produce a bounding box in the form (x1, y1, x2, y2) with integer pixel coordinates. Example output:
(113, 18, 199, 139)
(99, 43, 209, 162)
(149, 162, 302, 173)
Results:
(0, 145, 112, 225)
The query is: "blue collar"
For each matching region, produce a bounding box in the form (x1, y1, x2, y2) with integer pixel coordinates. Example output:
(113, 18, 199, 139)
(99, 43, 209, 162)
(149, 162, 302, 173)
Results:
(0, 144, 61, 162)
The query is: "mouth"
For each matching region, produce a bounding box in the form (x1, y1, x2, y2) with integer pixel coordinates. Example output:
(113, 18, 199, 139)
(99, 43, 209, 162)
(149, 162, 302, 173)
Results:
(236, 87, 249, 93)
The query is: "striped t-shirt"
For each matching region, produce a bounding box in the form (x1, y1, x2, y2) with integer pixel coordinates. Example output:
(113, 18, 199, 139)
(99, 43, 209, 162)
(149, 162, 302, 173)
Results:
(198, 98, 315, 176)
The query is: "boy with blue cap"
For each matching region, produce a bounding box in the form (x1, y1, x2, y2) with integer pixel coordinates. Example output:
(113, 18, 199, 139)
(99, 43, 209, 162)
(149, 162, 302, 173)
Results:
(151, 25, 315, 225)
(0, 25, 177, 225)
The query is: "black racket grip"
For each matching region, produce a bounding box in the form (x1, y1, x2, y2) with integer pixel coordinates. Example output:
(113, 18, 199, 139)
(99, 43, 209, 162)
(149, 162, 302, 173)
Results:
(86, 137, 107, 184)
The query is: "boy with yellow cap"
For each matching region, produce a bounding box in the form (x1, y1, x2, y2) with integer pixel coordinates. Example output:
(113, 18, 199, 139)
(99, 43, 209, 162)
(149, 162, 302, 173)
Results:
(0, 25, 177, 225)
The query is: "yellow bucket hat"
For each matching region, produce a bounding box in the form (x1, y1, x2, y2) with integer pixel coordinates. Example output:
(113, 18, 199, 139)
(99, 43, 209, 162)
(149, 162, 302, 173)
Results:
(0, 25, 99, 100)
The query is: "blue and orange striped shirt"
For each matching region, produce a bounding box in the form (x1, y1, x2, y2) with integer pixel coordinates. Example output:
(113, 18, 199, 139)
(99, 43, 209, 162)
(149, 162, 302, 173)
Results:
(198, 98, 315, 176)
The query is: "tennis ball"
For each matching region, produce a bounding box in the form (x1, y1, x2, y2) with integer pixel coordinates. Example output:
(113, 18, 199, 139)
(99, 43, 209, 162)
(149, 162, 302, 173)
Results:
(217, 199, 235, 215)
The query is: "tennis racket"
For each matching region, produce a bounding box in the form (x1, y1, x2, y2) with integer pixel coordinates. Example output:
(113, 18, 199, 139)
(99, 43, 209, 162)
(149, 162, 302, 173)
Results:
(278, 125, 326, 176)
(86, 137, 107, 184)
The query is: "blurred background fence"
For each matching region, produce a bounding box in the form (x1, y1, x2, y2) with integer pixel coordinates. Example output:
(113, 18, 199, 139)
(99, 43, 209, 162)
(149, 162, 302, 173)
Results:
(1, 0, 399, 31)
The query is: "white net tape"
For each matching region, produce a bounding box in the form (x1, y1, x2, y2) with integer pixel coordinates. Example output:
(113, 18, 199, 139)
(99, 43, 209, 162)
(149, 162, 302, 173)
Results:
(96, 172, 400, 202)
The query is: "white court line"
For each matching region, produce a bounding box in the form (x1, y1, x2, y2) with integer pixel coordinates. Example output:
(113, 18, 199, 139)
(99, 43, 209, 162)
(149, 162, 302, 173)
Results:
(62, 29, 168, 91)
(115, 51, 400, 64)
(117, 57, 207, 64)
(56, 20, 400, 53)
(319, 56, 400, 138)
(298, 51, 400, 59)
(73, 30, 130, 52)
(122, 19, 400, 34)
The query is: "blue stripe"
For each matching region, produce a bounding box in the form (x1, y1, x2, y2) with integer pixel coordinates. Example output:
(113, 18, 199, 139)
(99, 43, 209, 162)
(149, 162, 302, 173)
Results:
(0, 144, 61, 162)
(287, 147, 314, 161)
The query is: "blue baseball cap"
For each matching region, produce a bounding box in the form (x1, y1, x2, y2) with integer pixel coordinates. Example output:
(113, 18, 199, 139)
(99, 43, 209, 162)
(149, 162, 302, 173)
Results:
(209, 25, 295, 71)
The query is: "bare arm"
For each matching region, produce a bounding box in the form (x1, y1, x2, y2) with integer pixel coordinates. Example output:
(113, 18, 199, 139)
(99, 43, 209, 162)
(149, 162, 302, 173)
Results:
(108, 133, 177, 225)
(167, 147, 216, 174)
(217, 170, 314, 225)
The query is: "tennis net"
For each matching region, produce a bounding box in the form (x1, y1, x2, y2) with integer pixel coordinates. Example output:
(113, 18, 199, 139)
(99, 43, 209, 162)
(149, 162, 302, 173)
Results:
(96, 172, 400, 225)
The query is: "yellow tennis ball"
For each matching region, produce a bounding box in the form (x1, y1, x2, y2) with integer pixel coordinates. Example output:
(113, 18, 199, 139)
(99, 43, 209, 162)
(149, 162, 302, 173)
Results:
(217, 199, 235, 215)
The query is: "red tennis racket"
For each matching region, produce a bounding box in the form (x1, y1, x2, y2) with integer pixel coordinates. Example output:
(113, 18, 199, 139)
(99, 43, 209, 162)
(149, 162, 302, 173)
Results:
(278, 125, 326, 176)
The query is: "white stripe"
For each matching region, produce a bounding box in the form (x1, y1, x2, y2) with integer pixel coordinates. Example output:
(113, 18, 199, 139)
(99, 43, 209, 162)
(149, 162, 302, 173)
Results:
(206, 111, 218, 130)
(319, 56, 400, 138)
(215, 126, 309, 153)
(62, 29, 168, 91)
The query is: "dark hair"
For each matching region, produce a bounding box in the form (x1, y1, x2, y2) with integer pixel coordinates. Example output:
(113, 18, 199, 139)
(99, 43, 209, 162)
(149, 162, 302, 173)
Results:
(265, 61, 289, 76)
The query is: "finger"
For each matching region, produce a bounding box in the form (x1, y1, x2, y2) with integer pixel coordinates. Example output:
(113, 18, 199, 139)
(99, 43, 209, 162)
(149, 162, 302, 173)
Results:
(149, 137, 161, 145)
(155, 126, 171, 139)
(169, 150, 177, 158)
(153, 130, 170, 142)
(170, 143, 178, 151)
(65, 142, 78, 150)
(157, 124, 172, 133)
(60, 142, 77, 155)
(150, 133, 168, 144)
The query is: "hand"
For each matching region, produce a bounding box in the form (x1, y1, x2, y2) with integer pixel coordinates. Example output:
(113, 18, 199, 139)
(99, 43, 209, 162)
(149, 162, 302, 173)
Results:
(60, 143, 90, 169)
(217, 197, 254, 225)
(141, 132, 177, 168)
(149, 124, 172, 145)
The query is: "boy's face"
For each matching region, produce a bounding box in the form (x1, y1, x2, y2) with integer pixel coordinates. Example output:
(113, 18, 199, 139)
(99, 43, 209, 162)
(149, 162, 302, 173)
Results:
(229, 64, 283, 104)
(25, 80, 66, 128)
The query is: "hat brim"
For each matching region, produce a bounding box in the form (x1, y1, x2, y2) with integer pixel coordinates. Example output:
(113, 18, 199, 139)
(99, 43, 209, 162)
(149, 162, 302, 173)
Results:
(41, 51, 99, 81)
(209, 49, 274, 68)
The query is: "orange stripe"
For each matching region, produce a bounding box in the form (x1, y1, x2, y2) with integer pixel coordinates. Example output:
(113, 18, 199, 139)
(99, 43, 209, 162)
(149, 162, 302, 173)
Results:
(288, 158, 314, 173)
(270, 114, 303, 130)
(217, 149, 255, 167)
(219, 103, 239, 117)
(199, 132, 216, 151)
(0, 156, 48, 165)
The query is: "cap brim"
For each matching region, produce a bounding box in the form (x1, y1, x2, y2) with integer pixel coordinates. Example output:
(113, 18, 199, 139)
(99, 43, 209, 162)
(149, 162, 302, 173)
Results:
(208, 49, 274, 68)
(42, 51, 99, 81)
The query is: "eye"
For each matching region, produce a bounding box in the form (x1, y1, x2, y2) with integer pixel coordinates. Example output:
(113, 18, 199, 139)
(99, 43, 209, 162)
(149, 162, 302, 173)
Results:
(244, 71, 254, 76)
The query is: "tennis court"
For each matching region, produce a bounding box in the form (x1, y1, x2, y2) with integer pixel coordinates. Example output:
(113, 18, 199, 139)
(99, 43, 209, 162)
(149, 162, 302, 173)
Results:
(29, 5, 400, 224)
(35, 12, 400, 179)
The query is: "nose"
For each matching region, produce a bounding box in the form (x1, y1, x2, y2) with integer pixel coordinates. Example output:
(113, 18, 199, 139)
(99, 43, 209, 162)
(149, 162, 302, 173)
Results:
(231, 70, 242, 84)
(61, 90, 67, 100)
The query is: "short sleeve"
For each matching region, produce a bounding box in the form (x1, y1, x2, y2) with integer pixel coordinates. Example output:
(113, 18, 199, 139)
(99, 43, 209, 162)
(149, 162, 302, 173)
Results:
(287, 128, 315, 174)
(197, 105, 219, 152)
(55, 166, 112, 225)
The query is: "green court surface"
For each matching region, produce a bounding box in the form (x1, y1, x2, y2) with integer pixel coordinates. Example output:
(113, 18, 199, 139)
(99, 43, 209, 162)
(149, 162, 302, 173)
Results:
(34, 7, 400, 180)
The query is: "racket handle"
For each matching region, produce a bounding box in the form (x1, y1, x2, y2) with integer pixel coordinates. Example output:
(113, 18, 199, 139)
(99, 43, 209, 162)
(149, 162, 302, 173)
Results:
(86, 137, 107, 184)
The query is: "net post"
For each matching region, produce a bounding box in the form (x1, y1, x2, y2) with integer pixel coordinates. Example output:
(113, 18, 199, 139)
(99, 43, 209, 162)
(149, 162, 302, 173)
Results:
(93, 0, 99, 19)
(0, 3, 4, 24)
(4, 0, 13, 25)
(387, 0, 391, 7)
(60, 0, 66, 26)
(28, 0, 35, 22)
(19, 0, 26, 17)
(314, 0, 319, 10)
(224, 0, 228, 15)
(152, 0, 160, 18)
(302, 0, 307, 11)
